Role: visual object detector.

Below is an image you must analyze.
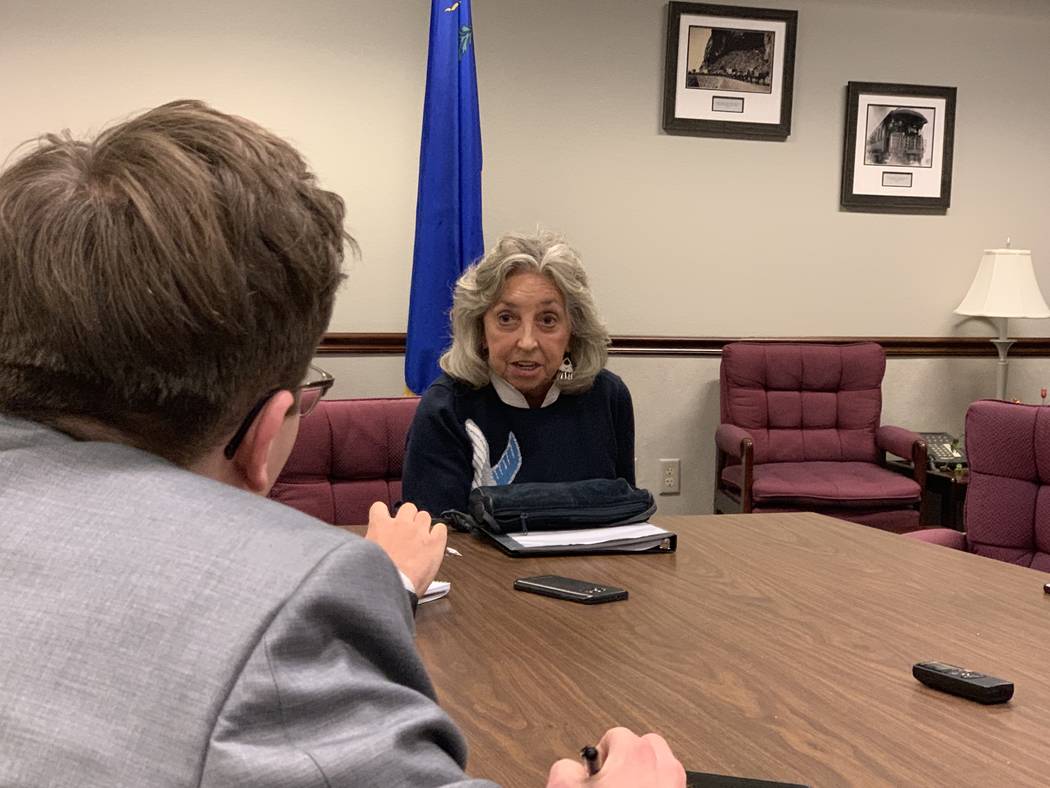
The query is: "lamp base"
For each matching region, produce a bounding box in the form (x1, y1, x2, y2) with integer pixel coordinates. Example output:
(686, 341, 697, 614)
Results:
(991, 317, 1013, 401)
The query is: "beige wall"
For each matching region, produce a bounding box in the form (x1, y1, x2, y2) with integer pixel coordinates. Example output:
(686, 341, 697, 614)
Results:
(5, 0, 1050, 337)
(474, 0, 1050, 339)
(4, 0, 1050, 512)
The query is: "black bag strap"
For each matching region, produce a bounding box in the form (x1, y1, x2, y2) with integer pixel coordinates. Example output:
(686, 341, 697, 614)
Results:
(439, 508, 479, 533)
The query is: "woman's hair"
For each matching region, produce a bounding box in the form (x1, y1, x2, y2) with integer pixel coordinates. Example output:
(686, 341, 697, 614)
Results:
(0, 100, 349, 464)
(440, 231, 609, 394)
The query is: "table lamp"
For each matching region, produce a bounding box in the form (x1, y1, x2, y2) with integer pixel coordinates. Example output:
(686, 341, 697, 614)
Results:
(954, 243, 1050, 400)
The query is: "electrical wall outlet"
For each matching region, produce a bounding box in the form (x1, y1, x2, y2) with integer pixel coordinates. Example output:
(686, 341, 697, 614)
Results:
(659, 458, 680, 495)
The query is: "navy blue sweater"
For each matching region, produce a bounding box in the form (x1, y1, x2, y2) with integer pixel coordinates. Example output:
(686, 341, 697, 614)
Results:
(402, 369, 635, 516)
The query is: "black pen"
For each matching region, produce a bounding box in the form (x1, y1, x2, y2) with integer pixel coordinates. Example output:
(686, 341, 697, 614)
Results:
(580, 745, 601, 777)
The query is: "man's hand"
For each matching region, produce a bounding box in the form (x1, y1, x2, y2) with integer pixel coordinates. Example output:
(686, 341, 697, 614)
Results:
(545, 727, 685, 787)
(365, 501, 447, 596)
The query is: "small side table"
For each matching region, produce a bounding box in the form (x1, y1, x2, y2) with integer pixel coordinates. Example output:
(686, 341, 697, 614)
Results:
(887, 460, 968, 530)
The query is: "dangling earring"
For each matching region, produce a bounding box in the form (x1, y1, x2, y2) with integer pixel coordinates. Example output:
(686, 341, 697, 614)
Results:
(557, 354, 574, 382)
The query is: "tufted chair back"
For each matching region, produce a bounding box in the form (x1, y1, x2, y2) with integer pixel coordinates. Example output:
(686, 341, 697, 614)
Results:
(269, 397, 420, 525)
(720, 342, 884, 465)
(964, 400, 1050, 571)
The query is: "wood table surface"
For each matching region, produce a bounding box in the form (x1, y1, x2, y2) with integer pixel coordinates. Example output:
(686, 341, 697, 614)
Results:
(412, 512, 1050, 788)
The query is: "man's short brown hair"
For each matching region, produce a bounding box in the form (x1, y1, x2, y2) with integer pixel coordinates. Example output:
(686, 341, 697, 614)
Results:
(0, 100, 348, 464)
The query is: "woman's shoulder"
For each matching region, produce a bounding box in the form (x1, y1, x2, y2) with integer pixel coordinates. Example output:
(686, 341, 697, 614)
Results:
(590, 368, 630, 397)
(418, 373, 492, 412)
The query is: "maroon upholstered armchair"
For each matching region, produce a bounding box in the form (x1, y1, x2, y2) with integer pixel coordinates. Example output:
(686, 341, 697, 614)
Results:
(906, 400, 1050, 572)
(714, 342, 927, 532)
(269, 397, 419, 525)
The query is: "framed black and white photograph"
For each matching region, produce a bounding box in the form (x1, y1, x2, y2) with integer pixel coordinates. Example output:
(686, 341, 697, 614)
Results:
(662, 2, 798, 140)
(840, 82, 957, 212)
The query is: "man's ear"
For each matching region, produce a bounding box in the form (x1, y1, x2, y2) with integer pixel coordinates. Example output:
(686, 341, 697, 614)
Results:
(232, 390, 297, 494)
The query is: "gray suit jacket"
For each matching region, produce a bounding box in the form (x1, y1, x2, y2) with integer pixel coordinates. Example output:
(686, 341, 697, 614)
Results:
(0, 416, 496, 787)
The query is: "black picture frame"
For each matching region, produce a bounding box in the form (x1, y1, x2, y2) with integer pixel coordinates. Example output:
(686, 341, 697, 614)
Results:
(840, 81, 957, 212)
(662, 2, 798, 140)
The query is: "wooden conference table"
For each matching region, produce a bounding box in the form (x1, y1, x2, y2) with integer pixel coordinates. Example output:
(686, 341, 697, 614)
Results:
(412, 513, 1050, 787)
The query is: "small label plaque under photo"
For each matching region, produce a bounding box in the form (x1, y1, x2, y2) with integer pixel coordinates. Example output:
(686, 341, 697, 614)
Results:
(711, 95, 745, 114)
(881, 171, 913, 188)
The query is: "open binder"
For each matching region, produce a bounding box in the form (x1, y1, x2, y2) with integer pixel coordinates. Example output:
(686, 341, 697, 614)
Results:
(478, 522, 677, 557)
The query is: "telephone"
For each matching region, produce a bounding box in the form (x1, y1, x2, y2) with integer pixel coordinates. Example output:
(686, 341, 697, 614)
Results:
(920, 432, 967, 470)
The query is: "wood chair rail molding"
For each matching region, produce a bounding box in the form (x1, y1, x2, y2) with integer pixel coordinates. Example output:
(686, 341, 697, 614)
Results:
(318, 333, 1050, 357)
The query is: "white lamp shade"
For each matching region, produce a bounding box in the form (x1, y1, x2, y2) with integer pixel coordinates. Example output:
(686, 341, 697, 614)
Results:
(954, 248, 1050, 318)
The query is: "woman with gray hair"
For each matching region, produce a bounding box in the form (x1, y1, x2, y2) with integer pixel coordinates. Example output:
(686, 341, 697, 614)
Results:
(402, 231, 636, 517)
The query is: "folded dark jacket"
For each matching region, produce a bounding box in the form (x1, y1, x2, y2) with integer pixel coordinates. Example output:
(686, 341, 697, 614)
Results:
(452, 478, 656, 535)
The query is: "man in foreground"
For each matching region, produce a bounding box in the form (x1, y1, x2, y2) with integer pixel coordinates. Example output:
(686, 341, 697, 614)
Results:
(0, 101, 683, 786)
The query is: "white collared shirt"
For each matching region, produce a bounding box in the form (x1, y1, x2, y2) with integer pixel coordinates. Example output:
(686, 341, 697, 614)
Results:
(490, 373, 561, 409)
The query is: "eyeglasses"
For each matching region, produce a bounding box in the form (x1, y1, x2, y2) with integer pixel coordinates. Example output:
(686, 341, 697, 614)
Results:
(223, 364, 334, 460)
(296, 364, 335, 418)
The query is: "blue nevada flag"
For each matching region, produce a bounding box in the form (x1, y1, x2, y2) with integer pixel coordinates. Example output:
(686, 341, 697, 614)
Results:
(405, 0, 483, 394)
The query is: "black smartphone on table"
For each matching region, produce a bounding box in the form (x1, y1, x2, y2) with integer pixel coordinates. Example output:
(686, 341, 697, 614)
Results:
(513, 575, 627, 604)
(686, 773, 807, 787)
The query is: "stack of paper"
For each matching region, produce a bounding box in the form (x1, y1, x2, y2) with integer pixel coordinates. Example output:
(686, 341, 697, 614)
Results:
(420, 580, 451, 604)
(503, 523, 673, 552)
